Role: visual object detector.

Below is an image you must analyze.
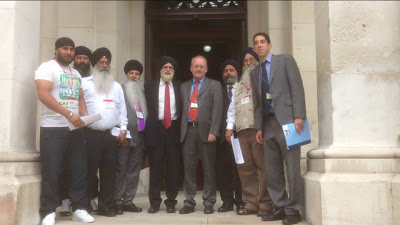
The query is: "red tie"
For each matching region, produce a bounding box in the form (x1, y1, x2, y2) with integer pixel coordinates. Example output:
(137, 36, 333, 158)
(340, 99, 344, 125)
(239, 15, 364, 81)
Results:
(164, 82, 171, 129)
(189, 80, 199, 121)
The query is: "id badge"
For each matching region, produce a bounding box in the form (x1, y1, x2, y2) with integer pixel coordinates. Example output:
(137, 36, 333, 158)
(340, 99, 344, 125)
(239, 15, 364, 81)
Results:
(190, 102, 198, 108)
(241, 96, 250, 105)
(266, 93, 272, 100)
(67, 100, 78, 109)
(136, 111, 144, 119)
(103, 99, 114, 109)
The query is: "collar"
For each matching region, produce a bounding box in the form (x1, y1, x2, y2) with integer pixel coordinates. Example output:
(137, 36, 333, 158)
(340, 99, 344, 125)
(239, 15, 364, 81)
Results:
(228, 82, 237, 89)
(262, 54, 272, 64)
(159, 78, 173, 87)
(192, 76, 205, 84)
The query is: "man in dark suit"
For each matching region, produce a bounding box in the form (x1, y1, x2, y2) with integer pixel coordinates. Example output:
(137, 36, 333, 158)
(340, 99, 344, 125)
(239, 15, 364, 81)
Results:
(178, 55, 223, 215)
(115, 59, 146, 215)
(250, 32, 306, 224)
(144, 56, 182, 214)
(216, 60, 244, 213)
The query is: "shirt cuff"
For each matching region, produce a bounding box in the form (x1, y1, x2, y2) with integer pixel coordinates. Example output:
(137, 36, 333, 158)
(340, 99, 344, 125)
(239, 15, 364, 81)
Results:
(226, 122, 234, 130)
(120, 125, 127, 131)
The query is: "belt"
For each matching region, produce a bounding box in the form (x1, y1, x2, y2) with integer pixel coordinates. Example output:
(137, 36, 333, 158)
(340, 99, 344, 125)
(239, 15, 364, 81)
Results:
(158, 120, 177, 125)
(188, 121, 198, 128)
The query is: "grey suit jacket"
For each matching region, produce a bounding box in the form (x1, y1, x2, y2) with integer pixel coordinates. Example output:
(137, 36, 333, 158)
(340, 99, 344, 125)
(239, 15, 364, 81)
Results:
(122, 83, 143, 148)
(250, 54, 306, 130)
(180, 77, 223, 143)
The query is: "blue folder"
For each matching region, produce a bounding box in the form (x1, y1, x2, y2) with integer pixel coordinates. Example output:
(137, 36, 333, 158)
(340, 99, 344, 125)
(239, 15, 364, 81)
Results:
(281, 119, 311, 150)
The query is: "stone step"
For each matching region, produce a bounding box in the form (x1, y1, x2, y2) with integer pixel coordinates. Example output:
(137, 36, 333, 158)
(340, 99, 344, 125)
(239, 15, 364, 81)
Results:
(55, 192, 310, 225)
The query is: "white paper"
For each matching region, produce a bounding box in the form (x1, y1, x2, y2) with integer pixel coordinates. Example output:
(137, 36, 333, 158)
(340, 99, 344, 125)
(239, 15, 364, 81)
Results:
(231, 136, 244, 164)
(111, 127, 132, 139)
(68, 114, 102, 131)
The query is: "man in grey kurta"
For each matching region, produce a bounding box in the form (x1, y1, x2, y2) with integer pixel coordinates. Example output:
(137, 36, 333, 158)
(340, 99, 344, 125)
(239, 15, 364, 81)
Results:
(115, 60, 147, 215)
(250, 33, 306, 225)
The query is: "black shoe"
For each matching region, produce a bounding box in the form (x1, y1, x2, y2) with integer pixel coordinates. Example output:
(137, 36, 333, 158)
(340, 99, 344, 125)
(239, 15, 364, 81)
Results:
(116, 205, 123, 215)
(217, 202, 234, 212)
(123, 203, 142, 212)
(148, 205, 160, 213)
(204, 206, 214, 214)
(236, 203, 244, 211)
(261, 207, 284, 221)
(98, 208, 117, 217)
(166, 205, 176, 213)
(282, 212, 302, 225)
(179, 206, 195, 214)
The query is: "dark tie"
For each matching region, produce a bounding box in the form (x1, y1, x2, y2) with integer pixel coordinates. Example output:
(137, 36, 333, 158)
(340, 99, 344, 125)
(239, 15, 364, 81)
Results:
(261, 61, 272, 115)
(164, 82, 171, 129)
(228, 86, 233, 103)
(189, 80, 199, 121)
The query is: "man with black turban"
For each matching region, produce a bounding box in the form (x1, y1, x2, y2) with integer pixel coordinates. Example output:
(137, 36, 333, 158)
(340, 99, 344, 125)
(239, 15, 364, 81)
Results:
(215, 60, 244, 213)
(73, 46, 92, 78)
(114, 59, 147, 215)
(144, 56, 182, 214)
(35, 37, 94, 225)
(82, 47, 128, 217)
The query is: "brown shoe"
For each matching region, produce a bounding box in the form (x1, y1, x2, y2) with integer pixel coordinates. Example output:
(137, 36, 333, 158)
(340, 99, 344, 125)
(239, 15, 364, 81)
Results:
(236, 208, 257, 215)
(257, 209, 272, 217)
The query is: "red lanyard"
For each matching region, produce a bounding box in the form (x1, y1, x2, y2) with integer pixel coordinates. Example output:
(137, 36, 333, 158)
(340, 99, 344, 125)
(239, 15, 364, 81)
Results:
(54, 59, 75, 92)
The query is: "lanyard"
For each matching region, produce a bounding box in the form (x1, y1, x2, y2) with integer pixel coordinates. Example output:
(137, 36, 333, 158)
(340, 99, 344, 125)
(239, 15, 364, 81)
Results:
(54, 59, 75, 92)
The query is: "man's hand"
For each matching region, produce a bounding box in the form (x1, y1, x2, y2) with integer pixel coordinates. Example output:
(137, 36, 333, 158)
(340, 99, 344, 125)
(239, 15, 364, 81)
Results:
(225, 130, 233, 144)
(256, 130, 263, 144)
(294, 118, 305, 134)
(208, 134, 216, 143)
(68, 113, 85, 128)
(117, 132, 128, 147)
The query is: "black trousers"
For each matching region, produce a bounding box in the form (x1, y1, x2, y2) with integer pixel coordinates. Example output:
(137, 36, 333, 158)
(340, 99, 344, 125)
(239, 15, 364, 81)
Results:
(85, 128, 118, 210)
(149, 121, 181, 207)
(39, 127, 88, 218)
(216, 141, 243, 205)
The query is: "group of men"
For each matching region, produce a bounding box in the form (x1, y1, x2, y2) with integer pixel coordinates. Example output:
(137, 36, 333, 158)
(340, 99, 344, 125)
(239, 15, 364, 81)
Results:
(36, 32, 306, 225)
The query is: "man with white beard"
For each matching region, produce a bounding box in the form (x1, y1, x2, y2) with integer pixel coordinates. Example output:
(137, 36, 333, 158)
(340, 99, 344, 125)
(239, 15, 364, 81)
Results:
(144, 56, 182, 214)
(225, 47, 273, 217)
(115, 60, 146, 215)
(82, 47, 128, 217)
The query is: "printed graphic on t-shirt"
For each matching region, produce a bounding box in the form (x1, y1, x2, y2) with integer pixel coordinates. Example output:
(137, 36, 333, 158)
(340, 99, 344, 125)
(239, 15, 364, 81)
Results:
(58, 73, 81, 108)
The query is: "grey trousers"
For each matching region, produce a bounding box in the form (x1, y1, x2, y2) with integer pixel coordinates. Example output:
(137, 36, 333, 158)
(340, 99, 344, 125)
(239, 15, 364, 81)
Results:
(262, 114, 303, 215)
(115, 144, 144, 206)
(182, 126, 217, 208)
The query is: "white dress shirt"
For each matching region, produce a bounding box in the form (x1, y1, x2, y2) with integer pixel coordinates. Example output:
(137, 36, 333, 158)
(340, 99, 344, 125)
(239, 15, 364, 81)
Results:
(158, 78, 177, 120)
(82, 76, 128, 131)
(226, 82, 237, 130)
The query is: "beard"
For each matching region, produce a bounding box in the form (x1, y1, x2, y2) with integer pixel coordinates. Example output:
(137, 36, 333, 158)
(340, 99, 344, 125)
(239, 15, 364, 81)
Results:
(56, 54, 73, 66)
(223, 74, 238, 85)
(74, 62, 91, 77)
(240, 64, 255, 87)
(92, 65, 114, 94)
(161, 71, 174, 83)
(124, 80, 148, 119)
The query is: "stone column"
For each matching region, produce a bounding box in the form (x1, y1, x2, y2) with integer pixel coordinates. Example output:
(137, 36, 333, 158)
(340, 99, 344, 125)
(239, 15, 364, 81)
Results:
(304, 1, 400, 224)
(0, 1, 41, 225)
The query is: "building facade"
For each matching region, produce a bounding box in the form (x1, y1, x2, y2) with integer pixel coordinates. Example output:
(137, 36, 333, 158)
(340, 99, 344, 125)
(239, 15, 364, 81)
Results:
(0, 1, 399, 224)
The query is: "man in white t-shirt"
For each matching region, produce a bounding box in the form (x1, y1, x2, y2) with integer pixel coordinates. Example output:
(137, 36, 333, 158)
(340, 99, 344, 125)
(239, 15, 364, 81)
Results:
(82, 47, 128, 217)
(35, 37, 94, 225)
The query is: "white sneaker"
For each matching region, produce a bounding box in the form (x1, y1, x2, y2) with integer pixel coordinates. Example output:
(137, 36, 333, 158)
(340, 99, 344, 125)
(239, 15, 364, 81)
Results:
(72, 209, 95, 223)
(59, 199, 71, 216)
(90, 199, 98, 212)
(42, 212, 55, 225)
